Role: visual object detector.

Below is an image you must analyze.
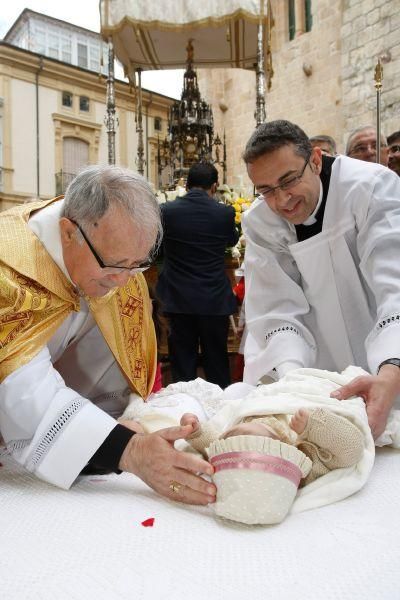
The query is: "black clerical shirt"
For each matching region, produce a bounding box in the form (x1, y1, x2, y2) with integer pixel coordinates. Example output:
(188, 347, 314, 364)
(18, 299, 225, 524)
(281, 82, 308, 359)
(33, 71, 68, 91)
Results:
(295, 154, 336, 242)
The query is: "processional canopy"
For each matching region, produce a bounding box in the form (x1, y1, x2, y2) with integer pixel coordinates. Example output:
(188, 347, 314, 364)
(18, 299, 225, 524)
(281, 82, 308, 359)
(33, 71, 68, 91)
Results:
(100, 1, 272, 182)
(100, 0, 270, 77)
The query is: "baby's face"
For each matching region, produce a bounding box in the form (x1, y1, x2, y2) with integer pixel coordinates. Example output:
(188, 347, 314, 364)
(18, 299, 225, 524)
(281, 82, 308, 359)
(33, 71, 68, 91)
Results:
(221, 421, 281, 440)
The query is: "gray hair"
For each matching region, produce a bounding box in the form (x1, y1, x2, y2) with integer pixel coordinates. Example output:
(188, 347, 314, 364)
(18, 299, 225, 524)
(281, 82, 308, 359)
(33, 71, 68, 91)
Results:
(243, 120, 312, 164)
(346, 125, 388, 155)
(61, 164, 162, 256)
(309, 134, 337, 155)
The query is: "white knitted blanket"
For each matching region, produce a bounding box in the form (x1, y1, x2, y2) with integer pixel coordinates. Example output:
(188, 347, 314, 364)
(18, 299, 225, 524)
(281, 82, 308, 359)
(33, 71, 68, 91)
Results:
(126, 366, 400, 514)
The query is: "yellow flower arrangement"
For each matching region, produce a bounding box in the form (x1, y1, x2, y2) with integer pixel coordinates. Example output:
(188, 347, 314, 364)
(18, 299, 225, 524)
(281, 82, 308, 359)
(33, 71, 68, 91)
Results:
(216, 186, 255, 257)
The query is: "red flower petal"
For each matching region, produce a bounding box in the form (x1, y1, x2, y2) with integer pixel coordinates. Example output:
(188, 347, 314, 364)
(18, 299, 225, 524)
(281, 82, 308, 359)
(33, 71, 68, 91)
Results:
(141, 518, 155, 527)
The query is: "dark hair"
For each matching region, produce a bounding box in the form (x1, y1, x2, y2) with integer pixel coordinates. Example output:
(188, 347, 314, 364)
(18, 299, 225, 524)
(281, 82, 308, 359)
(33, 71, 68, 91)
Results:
(187, 162, 218, 190)
(309, 134, 337, 154)
(243, 120, 312, 164)
(387, 131, 400, 146)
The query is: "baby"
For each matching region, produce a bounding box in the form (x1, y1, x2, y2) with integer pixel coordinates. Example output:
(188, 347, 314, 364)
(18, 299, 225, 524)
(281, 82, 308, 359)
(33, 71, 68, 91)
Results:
(178, 406, 365, 524)
(182, 406, 364, 486)
(119, 369, 372, 525)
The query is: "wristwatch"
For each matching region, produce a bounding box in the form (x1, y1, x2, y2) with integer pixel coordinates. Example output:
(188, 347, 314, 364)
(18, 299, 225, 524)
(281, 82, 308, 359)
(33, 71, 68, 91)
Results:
(377, 358, 400, 373)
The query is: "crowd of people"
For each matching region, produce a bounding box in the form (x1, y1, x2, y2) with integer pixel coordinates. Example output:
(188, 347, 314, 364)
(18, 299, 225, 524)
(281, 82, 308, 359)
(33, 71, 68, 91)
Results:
(1, 118, 400, 520)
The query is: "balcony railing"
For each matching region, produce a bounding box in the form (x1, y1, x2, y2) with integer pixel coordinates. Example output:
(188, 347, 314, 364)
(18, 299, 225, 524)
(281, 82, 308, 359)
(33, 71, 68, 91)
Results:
(55, 171, 76, 195)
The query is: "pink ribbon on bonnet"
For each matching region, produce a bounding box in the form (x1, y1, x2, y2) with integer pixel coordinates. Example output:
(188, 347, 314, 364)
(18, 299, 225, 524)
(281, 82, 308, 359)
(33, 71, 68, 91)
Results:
(210, 451, 303, 487)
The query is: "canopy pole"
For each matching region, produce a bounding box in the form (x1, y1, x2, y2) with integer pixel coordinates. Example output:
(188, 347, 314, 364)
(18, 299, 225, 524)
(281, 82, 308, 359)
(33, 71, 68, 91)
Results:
(374, 59, 383, 164)
(105, 37, 117, 164)
(255, 0, 266, 126)
(135, 67, 145, 175)
(223, 130, 227, 184)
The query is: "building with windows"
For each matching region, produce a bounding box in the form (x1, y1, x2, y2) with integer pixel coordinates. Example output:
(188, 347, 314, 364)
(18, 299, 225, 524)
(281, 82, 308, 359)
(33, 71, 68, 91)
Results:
(0, 9, 174, 211)
(197, 0, 400, 187)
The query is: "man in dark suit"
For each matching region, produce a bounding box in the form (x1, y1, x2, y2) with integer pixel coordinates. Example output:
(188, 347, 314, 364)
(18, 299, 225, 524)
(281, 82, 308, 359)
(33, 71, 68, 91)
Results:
(157, 162, 239, 388)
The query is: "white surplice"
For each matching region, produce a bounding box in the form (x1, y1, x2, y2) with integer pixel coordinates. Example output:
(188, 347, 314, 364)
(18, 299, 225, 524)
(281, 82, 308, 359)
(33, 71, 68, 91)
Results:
(242, 155, 400, 385)
(0, 201, 129, 489)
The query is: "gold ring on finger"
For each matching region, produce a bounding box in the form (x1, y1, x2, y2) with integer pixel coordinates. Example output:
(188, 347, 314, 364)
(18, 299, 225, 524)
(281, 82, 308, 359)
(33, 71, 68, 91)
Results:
(169, 480, 182, 494)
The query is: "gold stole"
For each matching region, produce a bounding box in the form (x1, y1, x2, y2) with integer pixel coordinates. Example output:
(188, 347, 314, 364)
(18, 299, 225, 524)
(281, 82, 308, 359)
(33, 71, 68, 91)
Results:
(0, 198, 156, 398)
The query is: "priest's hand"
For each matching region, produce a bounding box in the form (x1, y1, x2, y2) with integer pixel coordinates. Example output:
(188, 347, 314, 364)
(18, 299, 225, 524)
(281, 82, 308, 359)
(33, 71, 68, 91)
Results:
(118, 424, 216, 505)
(330, 366, 400, 439)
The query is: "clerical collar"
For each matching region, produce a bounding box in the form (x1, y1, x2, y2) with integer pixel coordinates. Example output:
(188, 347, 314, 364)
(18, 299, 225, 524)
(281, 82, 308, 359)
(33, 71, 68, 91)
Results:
(294, 154, 336, 242)
(27, 199, 73, 283)
(302, 180, 323, 226)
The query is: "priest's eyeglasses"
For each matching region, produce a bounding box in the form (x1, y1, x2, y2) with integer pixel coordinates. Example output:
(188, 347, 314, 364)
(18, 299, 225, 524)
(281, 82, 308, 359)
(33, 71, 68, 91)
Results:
(69, 219, 152, 275)
(257, 155, 310, 200)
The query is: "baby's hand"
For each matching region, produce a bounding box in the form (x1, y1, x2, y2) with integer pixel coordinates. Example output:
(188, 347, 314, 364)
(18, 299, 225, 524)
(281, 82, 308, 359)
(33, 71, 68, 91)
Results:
(290, 409, 309, 435)
(180, 413, 201, 436)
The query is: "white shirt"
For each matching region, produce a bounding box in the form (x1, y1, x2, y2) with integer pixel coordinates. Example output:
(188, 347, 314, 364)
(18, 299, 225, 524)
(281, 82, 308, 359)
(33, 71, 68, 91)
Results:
(242, 155, 400, 384)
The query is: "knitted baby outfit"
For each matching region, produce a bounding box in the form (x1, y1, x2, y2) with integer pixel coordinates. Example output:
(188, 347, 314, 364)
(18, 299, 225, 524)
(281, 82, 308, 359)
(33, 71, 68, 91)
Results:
(295, 407, 364, 484)
(187, 408, 364, 485)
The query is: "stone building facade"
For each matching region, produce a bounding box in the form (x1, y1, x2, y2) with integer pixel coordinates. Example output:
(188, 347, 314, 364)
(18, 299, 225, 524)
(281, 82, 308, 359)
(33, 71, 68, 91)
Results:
(0, 10, 173, 211)
(197, 0, 400, 189)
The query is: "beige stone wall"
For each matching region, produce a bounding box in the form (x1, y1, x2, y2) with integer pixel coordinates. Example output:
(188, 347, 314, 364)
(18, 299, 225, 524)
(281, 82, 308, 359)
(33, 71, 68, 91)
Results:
(0, 43, 173, 210)
(341, 0, 400, 147)
(198, 0, 400, 187)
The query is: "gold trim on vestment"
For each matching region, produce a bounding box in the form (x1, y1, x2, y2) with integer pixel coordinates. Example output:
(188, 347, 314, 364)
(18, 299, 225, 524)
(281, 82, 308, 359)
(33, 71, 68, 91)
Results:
(0, 199, 156, 398)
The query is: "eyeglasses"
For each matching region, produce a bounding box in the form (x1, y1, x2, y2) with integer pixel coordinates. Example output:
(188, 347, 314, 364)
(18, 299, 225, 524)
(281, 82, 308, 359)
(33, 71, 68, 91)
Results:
(389, 145, 400, 154)
(350, 142, 387, 155)
(69, 218, 152, 275)
(257, 156, 311, 200)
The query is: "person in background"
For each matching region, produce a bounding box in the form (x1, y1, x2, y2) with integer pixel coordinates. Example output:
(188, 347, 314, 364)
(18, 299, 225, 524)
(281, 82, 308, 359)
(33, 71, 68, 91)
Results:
(346, 125, 389, 166)
(157, 162, 239, 389)
(387, 130, 400, 176)
(309, 134, 337, 156)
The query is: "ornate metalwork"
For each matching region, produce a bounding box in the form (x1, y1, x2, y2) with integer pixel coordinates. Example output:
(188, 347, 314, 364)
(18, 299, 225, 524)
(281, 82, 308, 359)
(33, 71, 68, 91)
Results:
(213, 131, 227, 184)
(104, 37, 118, 165)
(135, 67, 145, 175)
(255, 1, 266, 126)
(157, 40, 226, 186)
(374, 58, 383, 164)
